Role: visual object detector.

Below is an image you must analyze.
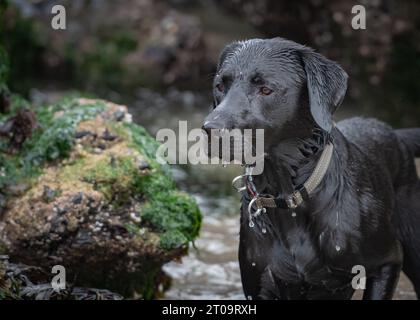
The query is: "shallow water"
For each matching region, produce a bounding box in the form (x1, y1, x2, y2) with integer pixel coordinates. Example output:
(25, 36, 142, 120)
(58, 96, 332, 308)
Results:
(163, 214, 243, 300)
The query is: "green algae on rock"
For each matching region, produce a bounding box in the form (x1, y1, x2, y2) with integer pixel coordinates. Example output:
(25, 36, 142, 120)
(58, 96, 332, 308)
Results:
(0, 97, 201, 298)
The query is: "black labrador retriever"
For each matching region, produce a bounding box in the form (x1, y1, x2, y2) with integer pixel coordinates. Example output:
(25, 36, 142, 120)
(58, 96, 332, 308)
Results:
(202, 38, 420, 300)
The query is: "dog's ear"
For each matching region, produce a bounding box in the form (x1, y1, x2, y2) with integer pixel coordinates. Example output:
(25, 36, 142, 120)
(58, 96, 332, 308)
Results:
(300, 50, 348, 132)
(217, 41, 242, 71)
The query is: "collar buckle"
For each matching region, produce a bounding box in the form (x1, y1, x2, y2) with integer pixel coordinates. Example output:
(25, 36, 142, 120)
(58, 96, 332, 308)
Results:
(248, 197, 266, 217)
(286, 191, 303, 209)
(285, 195, 298, 209)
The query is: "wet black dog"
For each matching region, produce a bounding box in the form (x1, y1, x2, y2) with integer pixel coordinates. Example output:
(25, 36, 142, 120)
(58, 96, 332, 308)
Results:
(203, 38, 420, 299)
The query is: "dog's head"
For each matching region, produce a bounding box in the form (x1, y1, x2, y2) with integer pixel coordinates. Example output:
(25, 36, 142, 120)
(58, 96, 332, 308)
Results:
(203, 38, 348, 152)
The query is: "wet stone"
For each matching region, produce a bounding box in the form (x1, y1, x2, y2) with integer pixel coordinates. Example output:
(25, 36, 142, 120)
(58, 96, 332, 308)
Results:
(42, 185, 58, 203)
(75, 130, 92, 139)
(86, 197, 98, 208)
(72, 192, 84, 205)
(57, 207, 68, 215)
(138, 160, 151, 170)
(51, 218, 66, 234)
(113, 110, 125, 122)
(74, 230, 92, 245)
(101, 129, 117, 141)
(97, 143, 107, 150)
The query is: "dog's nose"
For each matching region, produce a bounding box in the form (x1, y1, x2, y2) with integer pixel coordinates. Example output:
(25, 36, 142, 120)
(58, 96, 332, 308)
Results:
(202, 121, 221, 136)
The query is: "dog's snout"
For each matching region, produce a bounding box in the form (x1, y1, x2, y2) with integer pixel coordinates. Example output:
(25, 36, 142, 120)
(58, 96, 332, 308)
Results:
(202, 121, 222, 136)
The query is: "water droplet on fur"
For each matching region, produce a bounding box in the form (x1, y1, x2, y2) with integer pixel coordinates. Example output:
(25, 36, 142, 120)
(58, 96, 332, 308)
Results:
(335, 245, 341, 252)
(261, 227, 267, 234)
(252, 262, 256, 267)
(249, 220, 255, 228)
(291, 212, 297, 217)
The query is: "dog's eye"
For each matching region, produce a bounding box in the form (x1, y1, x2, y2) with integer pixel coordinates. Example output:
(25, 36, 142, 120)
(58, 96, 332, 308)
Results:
(260, 87, 273, 96)
(216, 84, 225, 93)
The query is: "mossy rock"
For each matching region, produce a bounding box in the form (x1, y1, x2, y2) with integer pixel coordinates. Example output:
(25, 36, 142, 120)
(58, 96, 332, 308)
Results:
(0, 97, 201, 298)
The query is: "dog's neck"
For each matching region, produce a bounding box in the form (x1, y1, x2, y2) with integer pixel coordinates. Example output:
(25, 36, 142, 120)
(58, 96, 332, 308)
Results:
(253, 127, 329, 196)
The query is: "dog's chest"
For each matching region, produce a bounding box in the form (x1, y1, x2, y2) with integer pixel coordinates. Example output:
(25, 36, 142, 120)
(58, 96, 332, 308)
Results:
(240, 217, 351, 288)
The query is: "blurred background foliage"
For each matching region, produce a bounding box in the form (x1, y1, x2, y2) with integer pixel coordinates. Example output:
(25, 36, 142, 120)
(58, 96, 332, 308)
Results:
(1, 0, 419, 126)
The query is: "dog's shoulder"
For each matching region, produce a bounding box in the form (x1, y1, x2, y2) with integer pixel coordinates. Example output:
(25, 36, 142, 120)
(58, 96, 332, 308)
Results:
(336, 117, 398, 151)
(336, 117, 409, 184)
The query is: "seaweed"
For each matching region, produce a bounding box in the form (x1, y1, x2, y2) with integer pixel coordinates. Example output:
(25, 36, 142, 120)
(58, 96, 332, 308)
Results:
(125, 122, 201, 249)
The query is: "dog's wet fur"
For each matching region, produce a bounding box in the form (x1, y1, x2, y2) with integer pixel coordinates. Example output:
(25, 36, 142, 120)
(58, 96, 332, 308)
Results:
(203, 38, 420, 299)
